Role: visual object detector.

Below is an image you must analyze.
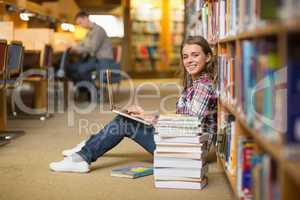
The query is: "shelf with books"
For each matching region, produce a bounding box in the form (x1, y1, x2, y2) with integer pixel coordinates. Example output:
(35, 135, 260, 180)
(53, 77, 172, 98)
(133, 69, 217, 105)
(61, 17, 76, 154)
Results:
(217, 19, 300, 44)
(219, 100, 282, 162)
(130, 2, 162, 73)
(217, 36, 236, 44)
(187, 11, 201, 29)
(130, 0, 185, 75)
(219, 99, 300, 191)
(185, 0, 300, 198)
(237, 23, 283, 40)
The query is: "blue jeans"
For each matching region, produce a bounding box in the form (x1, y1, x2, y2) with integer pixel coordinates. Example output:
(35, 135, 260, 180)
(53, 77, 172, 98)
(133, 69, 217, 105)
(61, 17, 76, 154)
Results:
(77, 115, 156, 164)
(66, 57, 119, 83)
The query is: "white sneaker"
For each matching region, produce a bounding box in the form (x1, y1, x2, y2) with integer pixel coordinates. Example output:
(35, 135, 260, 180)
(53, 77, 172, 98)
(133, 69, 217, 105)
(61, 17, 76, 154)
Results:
(62, 140, 86, 157)
(49, 157, 90, 173)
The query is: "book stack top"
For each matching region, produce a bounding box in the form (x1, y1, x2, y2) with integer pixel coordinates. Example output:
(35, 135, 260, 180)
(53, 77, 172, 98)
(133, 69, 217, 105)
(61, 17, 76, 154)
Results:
(154, 114, 202, 137)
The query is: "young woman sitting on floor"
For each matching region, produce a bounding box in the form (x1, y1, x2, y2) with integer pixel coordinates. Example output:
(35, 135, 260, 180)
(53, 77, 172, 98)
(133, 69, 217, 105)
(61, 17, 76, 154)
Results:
(49, 35, 217, 173)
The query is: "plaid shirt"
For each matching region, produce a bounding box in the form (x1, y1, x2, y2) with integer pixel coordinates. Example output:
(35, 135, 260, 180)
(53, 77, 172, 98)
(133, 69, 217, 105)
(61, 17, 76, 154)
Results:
(176, 74, 217, 134)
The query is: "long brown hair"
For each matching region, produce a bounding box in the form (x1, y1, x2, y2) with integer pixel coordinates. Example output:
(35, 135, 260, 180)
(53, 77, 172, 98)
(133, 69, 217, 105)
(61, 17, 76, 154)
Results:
(180, 36, 217, 89)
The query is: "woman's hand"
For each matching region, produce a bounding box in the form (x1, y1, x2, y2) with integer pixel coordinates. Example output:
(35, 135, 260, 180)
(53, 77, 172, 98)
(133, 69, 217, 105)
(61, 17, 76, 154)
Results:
(126, 105, 159, 124)
(126, 105, 145, 116)
(143, 115, 159, 124)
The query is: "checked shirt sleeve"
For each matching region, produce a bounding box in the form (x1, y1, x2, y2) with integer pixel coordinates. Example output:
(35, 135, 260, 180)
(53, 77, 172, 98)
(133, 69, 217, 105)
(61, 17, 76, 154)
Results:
(176, 81, 215, 120)
(188, 82, 214, 119)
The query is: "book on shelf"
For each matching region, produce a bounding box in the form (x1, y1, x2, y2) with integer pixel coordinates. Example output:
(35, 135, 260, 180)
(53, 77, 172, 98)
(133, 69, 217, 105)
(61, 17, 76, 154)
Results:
(285, 36, 300, 158)
(111, 165, 153, 179)
(154, 164, 208, 179)
(236, 137, 254, 199)
(188, 0, 298, 41)
(155, 177, 208, 190)
(217, 110, 237, 174)
(233, 136, 280, 199)
(219, 38, 284, 142)
(154, 157, 206, 169)
(217, 44, 236, 104)
(241, 40, 257, 126)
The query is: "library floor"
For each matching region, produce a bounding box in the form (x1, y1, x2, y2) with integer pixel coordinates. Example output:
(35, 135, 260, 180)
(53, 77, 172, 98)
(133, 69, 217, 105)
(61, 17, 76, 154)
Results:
(0, 79, 233, 200)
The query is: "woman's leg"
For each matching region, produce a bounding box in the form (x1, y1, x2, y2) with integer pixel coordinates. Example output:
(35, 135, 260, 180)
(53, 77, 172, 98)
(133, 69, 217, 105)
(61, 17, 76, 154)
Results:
(77, 115, 155, 164)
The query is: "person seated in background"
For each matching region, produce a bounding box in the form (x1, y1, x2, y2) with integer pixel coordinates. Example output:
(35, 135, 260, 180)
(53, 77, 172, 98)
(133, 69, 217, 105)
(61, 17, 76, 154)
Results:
(56, 11, 119, 84)
(49, 35, 217, 173)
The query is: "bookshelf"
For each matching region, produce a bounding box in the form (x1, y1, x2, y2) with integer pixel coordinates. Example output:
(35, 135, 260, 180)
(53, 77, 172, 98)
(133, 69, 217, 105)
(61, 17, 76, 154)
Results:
(169, 3, 184, 68)
(218, 156, 237, 195)
(129, 0, 184, 76)
(130, 0, 161, 73)
(185, 0, 300, 199)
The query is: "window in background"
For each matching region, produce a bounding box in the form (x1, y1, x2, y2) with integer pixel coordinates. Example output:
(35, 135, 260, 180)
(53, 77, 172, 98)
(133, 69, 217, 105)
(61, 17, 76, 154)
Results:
(89, 15, 124, 38)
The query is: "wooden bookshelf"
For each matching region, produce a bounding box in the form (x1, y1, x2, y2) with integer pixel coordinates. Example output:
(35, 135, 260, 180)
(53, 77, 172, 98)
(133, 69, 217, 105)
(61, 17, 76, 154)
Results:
(218, 36, 236, 44)
(220, 100, 300, 188)
(185, 0, 300, 199)
(217, 156, 237, 198)
(284, 161, 300, 187)
(219, 100, 282, 162)
(216, 19, 300, 44)
(130, 0, 184, 76)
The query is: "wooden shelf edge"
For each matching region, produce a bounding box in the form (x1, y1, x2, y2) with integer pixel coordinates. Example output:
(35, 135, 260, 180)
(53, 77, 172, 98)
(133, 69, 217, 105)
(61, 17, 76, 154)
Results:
(219, 100, 282, 161)
(219, 100, 300, 188)
(216, 19, 300, 43)
(218, 36, 236, 43)
(283, 161, 300, 188)
(217, 156, 238, 199)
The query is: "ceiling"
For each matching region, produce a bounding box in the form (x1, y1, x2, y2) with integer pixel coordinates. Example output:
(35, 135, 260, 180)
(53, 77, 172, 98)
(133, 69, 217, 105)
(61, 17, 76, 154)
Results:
(30, 0, 122, 13)
(75, 0, 122, 13)
(30, 0, 58, 3)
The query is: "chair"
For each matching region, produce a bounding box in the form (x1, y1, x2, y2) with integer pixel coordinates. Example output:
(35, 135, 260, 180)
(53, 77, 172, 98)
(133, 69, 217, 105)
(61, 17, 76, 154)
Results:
(0, 40, 10, 145)
(0, 40, 25, 142)
(42, 44, 54, 69)
(0, 40, 7, 90)
(5, 41, 26, 117)
(92, 46, 122, 101)
(15, 44, 53, 120)
(23, 50, 41, 71)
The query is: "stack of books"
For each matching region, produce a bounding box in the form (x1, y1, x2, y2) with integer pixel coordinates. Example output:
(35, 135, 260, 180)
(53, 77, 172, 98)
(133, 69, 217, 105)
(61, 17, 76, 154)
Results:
(153, 114, 209, 190)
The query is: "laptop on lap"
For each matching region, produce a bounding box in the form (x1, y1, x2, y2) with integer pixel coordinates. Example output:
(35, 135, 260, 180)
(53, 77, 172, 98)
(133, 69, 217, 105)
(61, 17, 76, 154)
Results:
(106, 70, 152, 126)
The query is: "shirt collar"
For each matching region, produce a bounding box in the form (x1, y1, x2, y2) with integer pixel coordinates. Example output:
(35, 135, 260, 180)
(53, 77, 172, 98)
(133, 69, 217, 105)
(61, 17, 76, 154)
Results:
(192, 74, 210, 85)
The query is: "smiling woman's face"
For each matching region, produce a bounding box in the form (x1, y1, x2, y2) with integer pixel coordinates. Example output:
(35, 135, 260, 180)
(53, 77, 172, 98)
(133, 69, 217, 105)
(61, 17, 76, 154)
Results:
(182, 44, 209, 80)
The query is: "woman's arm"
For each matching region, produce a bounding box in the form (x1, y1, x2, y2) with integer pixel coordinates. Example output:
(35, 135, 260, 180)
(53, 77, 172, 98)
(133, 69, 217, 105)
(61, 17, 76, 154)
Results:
(190, 83, 214, 117)
(126, 105, 158, 124)
(176, 82, 215, 118)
